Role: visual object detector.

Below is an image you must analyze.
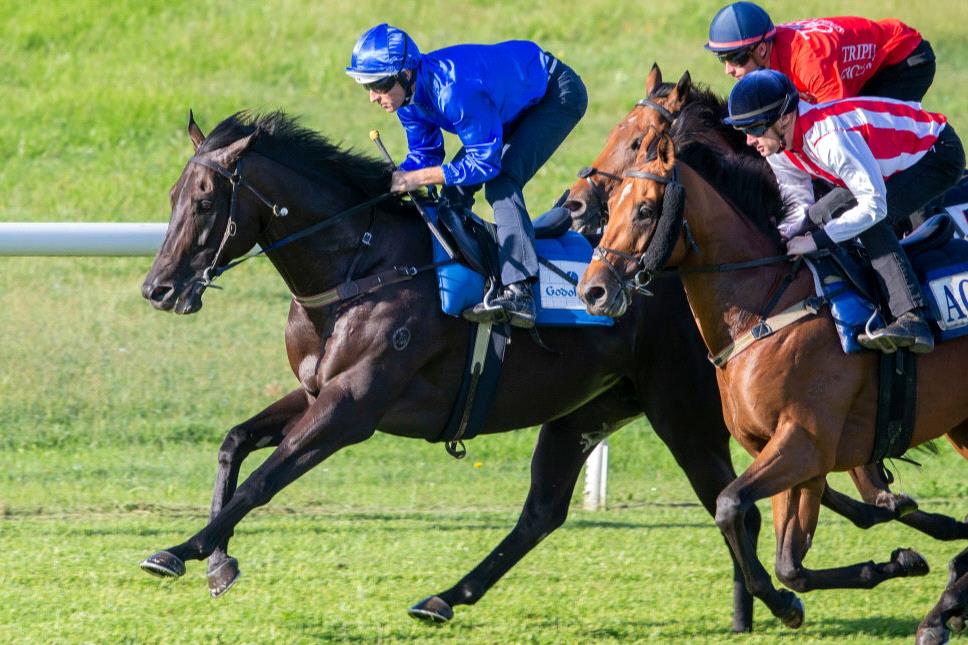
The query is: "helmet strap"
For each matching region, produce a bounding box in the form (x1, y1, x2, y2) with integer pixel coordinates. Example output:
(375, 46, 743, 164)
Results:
(397, 69, 415, 106)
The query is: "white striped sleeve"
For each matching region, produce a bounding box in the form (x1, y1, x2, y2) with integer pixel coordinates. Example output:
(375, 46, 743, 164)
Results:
(766, 153, 813, 241)
(810, 130, 888, 244)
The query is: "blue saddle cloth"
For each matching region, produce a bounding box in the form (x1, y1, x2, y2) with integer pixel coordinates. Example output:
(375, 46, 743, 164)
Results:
(812, 213, 968, 352)
(425, 203, 613, 327)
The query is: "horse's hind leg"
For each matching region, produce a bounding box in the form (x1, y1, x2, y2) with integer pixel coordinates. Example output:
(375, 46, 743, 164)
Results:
(409, 389, 639, 624)
(914, 424, 968, 644)
(917, 544, 968, 645)
(205, 389, 309, 597)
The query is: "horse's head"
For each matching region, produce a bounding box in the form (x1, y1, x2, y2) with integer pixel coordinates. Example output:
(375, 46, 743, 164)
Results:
(565, 63, 691, 234)
(142, 112, 269, 314)
(578, 131, 688, 317)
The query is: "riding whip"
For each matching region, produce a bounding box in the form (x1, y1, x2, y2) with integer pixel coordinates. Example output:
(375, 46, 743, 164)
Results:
(370, 130, 458, 259)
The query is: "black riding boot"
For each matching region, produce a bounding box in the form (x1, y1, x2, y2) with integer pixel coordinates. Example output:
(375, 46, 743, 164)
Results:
(858, 308, 934, 354)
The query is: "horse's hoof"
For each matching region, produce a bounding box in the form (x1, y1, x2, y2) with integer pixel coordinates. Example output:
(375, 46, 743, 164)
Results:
(408, 595, 454, 624)
(916, 625, 949, 645)
(140, 551, 186, 578)
(777, 591, 804, 629)
(208, 557, 241, 598)
(892, 548, 930, 577)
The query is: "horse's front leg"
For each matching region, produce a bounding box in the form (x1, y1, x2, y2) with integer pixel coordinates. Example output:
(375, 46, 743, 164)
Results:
(848, 463, 918, 517)
(715, 422, 825, 629)
(205, 388, 310, 597)
(140, 359, 413, 582)
(773, 478, 928, 595)
(409, 389, 638, 623)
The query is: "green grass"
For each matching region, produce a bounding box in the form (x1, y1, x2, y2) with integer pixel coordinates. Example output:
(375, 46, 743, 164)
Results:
(3, 1, 968, 642)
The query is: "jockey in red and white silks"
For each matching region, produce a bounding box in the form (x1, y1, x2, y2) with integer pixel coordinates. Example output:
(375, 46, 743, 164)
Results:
(769, 97, 948, 243)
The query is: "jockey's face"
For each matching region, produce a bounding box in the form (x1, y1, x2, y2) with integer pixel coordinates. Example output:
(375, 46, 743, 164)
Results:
(367, 70, 411, 113)
(722, 41, 771, 80)
(743, 112, 795, 156)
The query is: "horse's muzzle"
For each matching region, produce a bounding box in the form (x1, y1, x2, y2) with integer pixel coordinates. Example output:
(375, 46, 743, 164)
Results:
(578, 270, 628, 318)
(142, 277, 205, 314)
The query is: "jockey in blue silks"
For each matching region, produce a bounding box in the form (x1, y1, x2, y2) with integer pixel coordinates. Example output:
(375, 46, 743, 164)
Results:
(346, 23, 588, 328)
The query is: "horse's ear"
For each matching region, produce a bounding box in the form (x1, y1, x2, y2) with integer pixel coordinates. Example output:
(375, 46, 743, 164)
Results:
(213, 131, 257, 166)
(673, 71, 692, 103)
(646, 63, 662, 96)
(188, 109, 205, 152)
(656, 133, 676, 167)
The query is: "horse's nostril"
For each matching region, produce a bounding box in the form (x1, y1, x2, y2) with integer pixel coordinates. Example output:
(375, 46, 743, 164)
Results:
(148, 284, 175, 304)
(585, 285, 607, 304)
(563, 199, 586, 215)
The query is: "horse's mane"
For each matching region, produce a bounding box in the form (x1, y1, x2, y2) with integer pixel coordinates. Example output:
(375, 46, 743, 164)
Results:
(198, 110, 412, 214)
(656, 83, 789, 251)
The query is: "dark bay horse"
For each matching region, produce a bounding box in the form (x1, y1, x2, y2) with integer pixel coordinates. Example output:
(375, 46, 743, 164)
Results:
(139, 110, 764, 630)
(568, 63, 968, 541)
(578, 113, 968, 643)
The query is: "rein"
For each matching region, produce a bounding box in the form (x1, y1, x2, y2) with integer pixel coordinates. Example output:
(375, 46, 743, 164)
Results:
(187, 154, 442, 309)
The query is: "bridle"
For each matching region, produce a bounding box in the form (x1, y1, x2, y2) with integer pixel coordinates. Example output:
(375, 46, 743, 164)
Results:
(575, 97, 680, 229)
(183, 153, 428, 308)
(592, 164, 686, 298)
(187, 153, 396, 284)
(591, 161, 796, 309)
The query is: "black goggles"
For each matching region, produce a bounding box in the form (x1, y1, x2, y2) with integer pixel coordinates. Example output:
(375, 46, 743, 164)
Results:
(363, 76, 397, 93)
(736, 120, 773, 137)
(717, 48, 753, 66)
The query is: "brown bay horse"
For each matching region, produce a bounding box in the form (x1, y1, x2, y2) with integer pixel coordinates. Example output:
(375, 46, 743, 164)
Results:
(578, 102, 968, 643)
(139, 110, 766, 631)
(570, 63, 968, 543)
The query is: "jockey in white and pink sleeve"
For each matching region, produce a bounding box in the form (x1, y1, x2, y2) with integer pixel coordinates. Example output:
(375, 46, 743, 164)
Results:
(769, 97, 948, 244)
(726, 69, 964, 354)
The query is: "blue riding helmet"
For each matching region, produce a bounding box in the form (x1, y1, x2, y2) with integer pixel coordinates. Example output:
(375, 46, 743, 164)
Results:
(724, 69, 799, 132)
(705, 1, 776, 52)
(346, 23, 421, 84)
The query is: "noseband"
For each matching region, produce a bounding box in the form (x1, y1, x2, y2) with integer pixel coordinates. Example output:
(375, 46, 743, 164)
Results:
(576, 98, 679, 228)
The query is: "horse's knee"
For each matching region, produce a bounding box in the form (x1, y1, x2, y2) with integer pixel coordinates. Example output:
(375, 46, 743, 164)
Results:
(519, 501, 569, 542)
(715, 493, 744, 533)
(218, 426, 249, 466)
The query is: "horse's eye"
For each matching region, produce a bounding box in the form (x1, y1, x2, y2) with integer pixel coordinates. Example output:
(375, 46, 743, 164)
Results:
(198, 199, 213, 212)
(630, 137, 643, 151)
(637, 204, 656, 220)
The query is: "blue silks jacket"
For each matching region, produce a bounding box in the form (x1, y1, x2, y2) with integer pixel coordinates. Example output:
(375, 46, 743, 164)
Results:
(397, 41, 551, 186)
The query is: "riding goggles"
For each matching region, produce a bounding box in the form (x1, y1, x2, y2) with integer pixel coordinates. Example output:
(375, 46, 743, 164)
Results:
(736, 120, 773, 137)
(363, 76, 398, 93)
(717, 48, 753, 66)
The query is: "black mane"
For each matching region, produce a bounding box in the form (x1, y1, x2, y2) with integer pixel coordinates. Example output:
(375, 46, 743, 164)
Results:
(198, 111, 409, 212)
(658, 83, 788, 250)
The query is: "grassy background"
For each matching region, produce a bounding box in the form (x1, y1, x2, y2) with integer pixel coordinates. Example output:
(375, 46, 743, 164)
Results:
(2, 1, 968, 642)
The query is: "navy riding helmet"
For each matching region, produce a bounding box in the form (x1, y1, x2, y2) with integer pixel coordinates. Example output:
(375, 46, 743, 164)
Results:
(705, 1, 776, 53)
(724, 69, 799, 134)
(346, 23, 421, 86)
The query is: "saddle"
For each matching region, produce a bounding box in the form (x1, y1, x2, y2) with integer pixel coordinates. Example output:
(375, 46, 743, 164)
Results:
(434, 197, 572, 277)
(810, 213, 968, 354)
